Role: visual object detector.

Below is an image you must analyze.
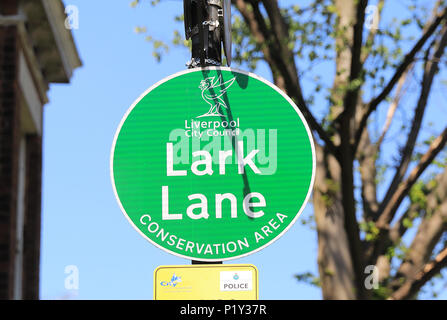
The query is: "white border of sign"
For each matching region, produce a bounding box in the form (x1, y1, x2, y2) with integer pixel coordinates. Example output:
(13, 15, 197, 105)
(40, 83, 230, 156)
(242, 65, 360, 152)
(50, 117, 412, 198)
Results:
(110, 67, 316, 262)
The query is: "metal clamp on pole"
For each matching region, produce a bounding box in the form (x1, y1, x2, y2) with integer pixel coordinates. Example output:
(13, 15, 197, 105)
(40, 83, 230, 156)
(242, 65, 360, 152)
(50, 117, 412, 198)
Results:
(184, 0, 232, 68)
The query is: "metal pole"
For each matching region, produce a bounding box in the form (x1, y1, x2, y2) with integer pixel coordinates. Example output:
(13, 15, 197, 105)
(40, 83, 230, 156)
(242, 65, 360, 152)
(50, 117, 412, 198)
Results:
(184, 0, 223, 264)
(185, 0, 224, 68)
(197, 0, 206, 66)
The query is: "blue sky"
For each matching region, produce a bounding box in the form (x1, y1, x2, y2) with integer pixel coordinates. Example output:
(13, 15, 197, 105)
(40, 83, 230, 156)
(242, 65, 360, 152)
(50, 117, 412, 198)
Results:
(39, 0, 446, 300)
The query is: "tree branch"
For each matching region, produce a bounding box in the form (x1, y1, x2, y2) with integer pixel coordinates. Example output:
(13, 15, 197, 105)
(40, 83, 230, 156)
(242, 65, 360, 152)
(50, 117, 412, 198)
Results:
(335, 0, 369, 299)
(390, 166, 447, 246)
(358, 129, 380, 219)
(390, 247, 447, 300)
(233, 0, 340, 159)
(377, 125, 447, 229)
(367, 126, 447, 267)
(353, 6, 447, 154)
(389, 202, 421, 244)
(356, 66, 410, 222)
(376, 22, 447, 221)
(375, 67, 411, 149)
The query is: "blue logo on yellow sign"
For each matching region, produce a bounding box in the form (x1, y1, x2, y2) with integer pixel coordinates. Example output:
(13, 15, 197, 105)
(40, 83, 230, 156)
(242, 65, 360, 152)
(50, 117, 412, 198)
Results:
(160, 273, 182, 287)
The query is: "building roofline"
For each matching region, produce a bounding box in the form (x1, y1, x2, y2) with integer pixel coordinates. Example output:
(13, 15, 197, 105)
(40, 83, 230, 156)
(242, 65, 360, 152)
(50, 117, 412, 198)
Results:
(41, 0, 82, 81)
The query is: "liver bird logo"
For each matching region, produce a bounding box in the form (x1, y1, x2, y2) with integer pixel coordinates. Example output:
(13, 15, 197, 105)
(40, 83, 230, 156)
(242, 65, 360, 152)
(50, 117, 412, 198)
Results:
(197, 75, 236, 118)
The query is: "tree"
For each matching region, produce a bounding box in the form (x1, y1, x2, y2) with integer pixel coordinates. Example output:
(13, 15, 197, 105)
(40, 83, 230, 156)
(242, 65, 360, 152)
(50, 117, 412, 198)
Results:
(133, 0, 447, 299)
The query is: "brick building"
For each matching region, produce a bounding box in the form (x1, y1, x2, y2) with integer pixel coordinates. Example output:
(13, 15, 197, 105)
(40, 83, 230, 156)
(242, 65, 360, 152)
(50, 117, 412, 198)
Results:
(0, 0, 81, 299)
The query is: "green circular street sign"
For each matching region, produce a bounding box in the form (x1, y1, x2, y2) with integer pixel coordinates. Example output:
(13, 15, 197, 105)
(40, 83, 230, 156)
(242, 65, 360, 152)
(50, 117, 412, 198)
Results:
(111, 67, 315, 261)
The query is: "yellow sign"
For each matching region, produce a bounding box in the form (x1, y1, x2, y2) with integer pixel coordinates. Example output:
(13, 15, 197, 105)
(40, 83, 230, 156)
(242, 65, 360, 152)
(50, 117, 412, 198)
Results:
(154, 264, 258, 300)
